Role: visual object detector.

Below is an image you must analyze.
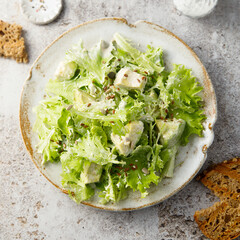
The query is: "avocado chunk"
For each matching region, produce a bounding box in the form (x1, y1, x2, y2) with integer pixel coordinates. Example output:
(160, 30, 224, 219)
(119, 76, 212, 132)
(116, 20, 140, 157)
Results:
(55, 61, 77, 80)
(114, 68, 146, 91)
(160, 146, 178, 178)
(81, 161, 103, 184)
(111, 121, 144, 156)
(74, 89, 95, 109)
(156, 118, 185, 148)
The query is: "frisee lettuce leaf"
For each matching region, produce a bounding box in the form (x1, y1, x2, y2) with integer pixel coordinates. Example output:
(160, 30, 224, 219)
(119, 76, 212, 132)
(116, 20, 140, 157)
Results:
(166, 65, 206, 145)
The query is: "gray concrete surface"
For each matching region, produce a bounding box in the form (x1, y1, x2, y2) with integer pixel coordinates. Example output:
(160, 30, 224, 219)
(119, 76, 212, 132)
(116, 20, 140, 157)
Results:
(0, 0, 240, 239)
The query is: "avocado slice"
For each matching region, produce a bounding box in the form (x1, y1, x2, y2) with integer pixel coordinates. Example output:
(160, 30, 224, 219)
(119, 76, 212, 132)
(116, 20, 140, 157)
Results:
(74, 89, 95, 108)
(114, 68, 146, 91)
(80, 161, 103, 184)
(156, 118, 185, 148)
(111, 121, 144, 156)
(160, 146, 178, 178)
(55, 61, 77, 81)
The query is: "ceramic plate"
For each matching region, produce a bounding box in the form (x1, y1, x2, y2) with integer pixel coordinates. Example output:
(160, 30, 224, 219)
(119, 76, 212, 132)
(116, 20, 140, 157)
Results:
(20, 18, 217, 211)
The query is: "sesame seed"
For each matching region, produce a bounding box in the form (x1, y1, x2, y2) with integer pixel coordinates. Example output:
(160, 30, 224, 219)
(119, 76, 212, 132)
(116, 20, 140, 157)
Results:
(66, 105, 73, 110)
(112, 109, 115, 114)
(142, 168, 149, 174)
(87, 103, 91, 107)
(124, 74, 128, 77)
(137, 79, 140, 82)
(105, 89, 111, 94)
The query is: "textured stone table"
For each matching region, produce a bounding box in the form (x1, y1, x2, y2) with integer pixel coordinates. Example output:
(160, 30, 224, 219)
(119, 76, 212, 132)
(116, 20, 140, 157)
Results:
(1, 1, 240, 239)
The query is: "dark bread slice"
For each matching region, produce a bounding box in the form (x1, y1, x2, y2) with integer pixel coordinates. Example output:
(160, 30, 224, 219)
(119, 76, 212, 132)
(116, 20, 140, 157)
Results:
(0, 20, 28, 63)
(199, 158, 240, 201)
(194, 200, 240, 240)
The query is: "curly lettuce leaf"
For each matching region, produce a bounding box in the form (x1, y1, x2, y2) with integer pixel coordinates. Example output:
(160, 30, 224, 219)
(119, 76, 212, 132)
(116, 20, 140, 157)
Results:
(36, 128, 62, 165)
(113, 33, 164, 74)
(61, 153, 94, 202)
(122, 146, 159, 198)
(166, 65, 206, 144)
(46, 76, 91, 103)
(66, 132, 122, 165)
(97, 164, 128, 203)
(33, 97, 66, 164)
(66, 40, 114, 84)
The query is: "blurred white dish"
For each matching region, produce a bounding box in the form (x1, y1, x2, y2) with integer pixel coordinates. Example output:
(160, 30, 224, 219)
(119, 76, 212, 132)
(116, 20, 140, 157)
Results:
(20, 0, 62, 25)
(173, 0, 218, 18)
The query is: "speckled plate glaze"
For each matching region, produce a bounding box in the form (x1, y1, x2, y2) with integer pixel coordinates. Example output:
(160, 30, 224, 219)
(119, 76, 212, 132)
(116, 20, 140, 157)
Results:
(20, 18, 217, 211)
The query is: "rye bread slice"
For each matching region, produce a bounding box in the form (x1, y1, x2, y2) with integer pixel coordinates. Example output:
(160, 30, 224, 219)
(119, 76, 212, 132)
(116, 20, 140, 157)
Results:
(199, 158, 240, 201)
(194, 200, 240, 240)
(195, 158, 240, 239)
(0, 20, 28, 63)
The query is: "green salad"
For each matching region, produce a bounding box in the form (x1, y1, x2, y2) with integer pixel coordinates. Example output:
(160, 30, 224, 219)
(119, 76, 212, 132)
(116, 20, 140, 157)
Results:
(34, 33, 206, 204)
